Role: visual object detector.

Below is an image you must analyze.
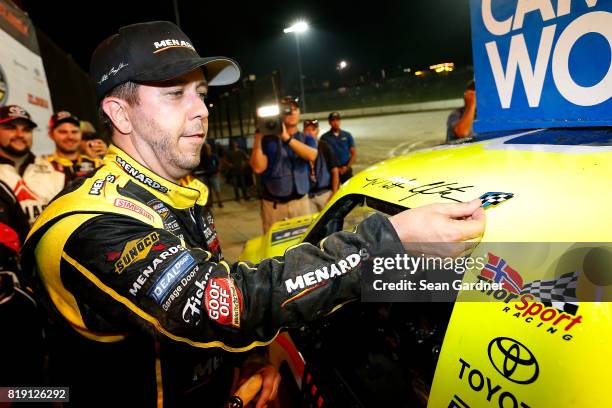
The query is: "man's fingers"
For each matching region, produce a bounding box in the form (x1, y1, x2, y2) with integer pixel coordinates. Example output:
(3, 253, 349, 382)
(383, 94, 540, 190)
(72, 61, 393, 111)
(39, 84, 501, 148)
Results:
(255, 366, 278, 408)
(452, 217, 486, 241)
(270, 372, 281, 402)
(469, 206, 485, 221)
(439, 199, 482, 218)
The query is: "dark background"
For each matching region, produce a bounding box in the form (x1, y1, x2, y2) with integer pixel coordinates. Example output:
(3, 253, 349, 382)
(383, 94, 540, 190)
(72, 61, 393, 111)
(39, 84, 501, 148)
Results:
(13, 0, 474, 136)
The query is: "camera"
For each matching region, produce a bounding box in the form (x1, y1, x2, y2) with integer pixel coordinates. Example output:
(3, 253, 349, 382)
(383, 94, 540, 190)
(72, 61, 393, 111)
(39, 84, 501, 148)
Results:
(255, 96, 298, 137)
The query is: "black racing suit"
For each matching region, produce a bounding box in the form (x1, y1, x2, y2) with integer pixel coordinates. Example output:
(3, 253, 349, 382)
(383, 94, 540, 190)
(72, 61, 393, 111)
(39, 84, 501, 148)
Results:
(23, 145, 405, 407)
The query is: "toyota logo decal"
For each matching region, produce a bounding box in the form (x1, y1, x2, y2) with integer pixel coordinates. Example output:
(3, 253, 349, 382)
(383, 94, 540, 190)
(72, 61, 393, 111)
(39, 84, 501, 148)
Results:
(487, 337, 539, 384)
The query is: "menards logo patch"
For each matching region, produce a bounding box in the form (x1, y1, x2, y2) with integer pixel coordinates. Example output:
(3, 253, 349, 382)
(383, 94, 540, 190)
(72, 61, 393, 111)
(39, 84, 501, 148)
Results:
(115, 232, 160, 274)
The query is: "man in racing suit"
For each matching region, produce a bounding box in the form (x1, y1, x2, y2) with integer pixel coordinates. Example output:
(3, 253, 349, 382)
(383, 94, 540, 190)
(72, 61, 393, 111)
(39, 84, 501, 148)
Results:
(45, 110, 103, 186)
(0, 105, 65, 225)
(24, 21, 485, 407)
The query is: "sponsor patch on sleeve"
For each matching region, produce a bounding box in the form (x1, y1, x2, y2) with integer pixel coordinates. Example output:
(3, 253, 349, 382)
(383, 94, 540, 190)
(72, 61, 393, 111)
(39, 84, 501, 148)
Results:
(204, 277, 243, 328)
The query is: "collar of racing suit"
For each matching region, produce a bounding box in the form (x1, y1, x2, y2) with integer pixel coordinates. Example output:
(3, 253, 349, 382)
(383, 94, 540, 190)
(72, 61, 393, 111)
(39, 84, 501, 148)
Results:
(105, 144, 208, 209)
(47, 153, 98, 167)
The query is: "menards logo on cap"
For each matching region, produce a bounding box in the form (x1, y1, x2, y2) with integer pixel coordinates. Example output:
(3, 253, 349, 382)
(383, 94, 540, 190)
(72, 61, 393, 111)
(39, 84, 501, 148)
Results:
(153, 39, 195, 53)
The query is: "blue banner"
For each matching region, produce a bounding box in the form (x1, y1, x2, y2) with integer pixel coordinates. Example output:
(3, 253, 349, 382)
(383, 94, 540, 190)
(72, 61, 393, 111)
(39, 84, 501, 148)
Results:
(470, 0, 612, 131)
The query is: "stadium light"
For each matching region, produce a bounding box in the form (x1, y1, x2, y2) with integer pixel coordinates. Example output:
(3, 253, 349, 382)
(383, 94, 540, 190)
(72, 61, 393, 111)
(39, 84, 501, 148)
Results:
(283, 20, 309, 112)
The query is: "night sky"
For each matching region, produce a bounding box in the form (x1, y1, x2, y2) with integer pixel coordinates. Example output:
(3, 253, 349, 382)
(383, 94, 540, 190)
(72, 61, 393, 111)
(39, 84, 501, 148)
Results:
(20, 0, 473, 86)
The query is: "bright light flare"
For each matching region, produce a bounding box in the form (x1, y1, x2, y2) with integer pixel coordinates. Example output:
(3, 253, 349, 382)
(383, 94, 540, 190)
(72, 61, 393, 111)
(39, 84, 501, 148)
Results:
(257, 105, 280, 118)
(284, 21, 309, 33)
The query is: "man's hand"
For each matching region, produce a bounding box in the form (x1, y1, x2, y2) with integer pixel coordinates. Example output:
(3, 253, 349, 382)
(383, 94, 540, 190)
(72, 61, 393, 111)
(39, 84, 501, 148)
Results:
(254, 365, 281, 408)
(82, 139, 108, 159)
(236, 363, 280, 408)
(253, 130, 264, 145)
(339, 165, 348, 175)
(389, 199, 485, 257)
(464, 89, 476, 108)
(280, 124, 291, 143)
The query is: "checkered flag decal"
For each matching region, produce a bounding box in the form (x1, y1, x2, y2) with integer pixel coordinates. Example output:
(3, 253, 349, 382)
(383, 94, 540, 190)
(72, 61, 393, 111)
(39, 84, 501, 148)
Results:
(521, 271, 579, 315)
(480, 192, 514, 208)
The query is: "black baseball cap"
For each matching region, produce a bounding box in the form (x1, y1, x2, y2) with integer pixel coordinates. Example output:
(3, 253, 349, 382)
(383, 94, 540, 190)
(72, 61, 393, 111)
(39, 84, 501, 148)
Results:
(281, 95, 300, 109)
(90, 21, 241, 100)
(49, 111, 80, 130)
(0, 105, 37, 128)
(328, 112, 341, 121)
(303, 119, 319, 128)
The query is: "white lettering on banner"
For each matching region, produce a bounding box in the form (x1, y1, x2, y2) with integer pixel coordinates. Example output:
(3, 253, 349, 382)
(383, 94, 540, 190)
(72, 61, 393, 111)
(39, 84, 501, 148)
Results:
(512, 0, 556, 31)
(552, 12, 612, 106)
(485, 25, 556, 108)
(557, 0, 599, 17)
(482, 0, 513, 36)
(481, 0, 610, 109)
(285, 253, 361, 294)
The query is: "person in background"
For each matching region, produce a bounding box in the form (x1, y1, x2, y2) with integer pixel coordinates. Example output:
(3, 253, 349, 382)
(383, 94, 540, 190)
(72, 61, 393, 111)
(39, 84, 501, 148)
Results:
(0, 105, 64, 225)
(250, 96, 318, 233)
(320, 112, 355, 183)
(223, 140, 250, 201)
(46, 111, 102, 185)
(0, 179, 29, 272)
(304, 119, 339, 212)
(195, 142, 223, 208)
(79, 120, 108, 159)
(446, 79, 476, 142)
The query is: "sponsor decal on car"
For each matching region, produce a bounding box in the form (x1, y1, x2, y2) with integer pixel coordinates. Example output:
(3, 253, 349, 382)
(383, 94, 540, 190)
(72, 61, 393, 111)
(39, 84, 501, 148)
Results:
(477, 253, 582, 341)
(456, 337, 537, 408)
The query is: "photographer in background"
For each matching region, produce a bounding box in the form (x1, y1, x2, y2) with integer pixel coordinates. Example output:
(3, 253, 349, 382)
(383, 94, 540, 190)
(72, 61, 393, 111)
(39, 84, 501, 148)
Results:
(79, 120, 108, 159)
(250, 96, 318, 233)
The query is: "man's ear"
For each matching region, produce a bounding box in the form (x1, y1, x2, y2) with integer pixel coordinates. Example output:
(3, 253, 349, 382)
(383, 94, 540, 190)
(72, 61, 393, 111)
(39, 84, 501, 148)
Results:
(102, 97, 132, 135)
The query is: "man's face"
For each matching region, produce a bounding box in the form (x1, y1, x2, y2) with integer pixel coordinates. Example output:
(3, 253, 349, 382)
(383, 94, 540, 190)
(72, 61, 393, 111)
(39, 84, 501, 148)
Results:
(304, 125, 319, 139)
(50, 122, 82, 154)
(128, 69, 208, 175)
(0, 120, 34, 158)
(282, 105, 300, 127)
(330, 118, 341, 131)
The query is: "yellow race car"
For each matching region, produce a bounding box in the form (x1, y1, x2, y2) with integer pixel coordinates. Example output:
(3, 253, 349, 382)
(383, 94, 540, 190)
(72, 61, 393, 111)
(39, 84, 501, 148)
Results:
(240, 127, 612, 407)
(241, 0, 611, 404)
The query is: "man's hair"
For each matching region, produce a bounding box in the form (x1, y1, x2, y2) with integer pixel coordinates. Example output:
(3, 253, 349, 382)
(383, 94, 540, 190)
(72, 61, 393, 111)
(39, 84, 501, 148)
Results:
(98, 81, 140, 136)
